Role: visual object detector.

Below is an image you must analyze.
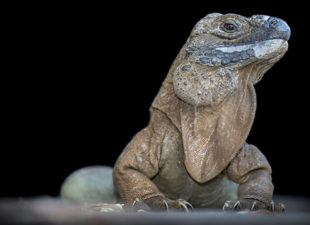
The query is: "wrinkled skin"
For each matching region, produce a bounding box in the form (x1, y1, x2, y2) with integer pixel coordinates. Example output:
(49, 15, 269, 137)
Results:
(113, 13, 290, 213)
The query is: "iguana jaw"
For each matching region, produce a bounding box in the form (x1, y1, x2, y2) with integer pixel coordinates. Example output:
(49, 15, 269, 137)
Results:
(186, 38, 288, 69)
(215, 39, 288, 63)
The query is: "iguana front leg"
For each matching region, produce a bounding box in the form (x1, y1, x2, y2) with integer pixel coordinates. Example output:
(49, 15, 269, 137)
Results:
(223, 170, 285, 212)
(113, 109, 192, 211)
(224, 143, 284, 212)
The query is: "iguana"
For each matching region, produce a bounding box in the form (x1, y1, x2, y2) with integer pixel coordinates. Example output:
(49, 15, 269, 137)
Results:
(61, 13, 290, 212)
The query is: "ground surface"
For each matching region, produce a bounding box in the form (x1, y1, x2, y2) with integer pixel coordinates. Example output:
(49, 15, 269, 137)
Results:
(0, 195, 309, 225)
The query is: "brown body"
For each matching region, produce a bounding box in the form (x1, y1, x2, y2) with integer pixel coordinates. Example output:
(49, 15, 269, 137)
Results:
(113, 13, 290, 211)
(113, 47, 273, 208)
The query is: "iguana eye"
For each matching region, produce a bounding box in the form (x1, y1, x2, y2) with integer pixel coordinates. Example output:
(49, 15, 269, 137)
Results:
(220, 20, 239, 33)
(223, 23, 236, 31)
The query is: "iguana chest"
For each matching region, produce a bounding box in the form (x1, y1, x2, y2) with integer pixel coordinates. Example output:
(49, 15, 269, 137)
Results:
(152, 133, 237, 207)
(151, 82, 256, 202)
(152, 68, 257, 183)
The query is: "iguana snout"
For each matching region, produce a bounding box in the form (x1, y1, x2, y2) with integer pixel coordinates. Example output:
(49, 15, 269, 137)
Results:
(251, 15, 290, 41)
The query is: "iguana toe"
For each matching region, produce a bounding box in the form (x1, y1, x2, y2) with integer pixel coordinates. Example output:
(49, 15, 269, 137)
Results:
(173, 199, 194, 212)
(141, 196, 194, 212)
(223, 199, 285, 213)
(130, 198, 150, 212)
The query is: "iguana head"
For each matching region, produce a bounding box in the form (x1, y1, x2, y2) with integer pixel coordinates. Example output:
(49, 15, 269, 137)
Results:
(173, 13, 290, 107)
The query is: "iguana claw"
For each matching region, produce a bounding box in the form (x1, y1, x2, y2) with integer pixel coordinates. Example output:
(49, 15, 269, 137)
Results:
(175, 199, 193, 212)
(132, 198, 144, 208)
(140, 196, 194, 212)
(233, 200, 241, 210)
(162, 200, 169, 211)
(250, 201, 257, 211)
(131, 198, 150, 212)
(223, 199, 285, 213)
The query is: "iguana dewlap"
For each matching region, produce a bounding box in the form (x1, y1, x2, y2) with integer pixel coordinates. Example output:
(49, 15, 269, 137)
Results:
(61, 13, 290, 212)
(113, 13, 289, 211)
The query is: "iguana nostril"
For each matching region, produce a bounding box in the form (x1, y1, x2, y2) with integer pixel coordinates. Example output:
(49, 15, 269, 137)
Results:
(270, 19, 279, 25)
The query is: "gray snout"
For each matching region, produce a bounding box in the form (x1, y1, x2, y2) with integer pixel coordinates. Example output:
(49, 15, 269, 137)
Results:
(265, 16, 291, 40)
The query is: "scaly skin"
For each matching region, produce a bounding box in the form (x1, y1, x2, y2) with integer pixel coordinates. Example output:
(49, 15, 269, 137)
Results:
(113, 13, 290, 212)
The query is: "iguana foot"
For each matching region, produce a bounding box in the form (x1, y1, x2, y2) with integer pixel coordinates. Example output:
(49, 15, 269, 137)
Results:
(135, 196, 193, 212)
(223, 199, 285, 213)
(169, 199, 194, 212)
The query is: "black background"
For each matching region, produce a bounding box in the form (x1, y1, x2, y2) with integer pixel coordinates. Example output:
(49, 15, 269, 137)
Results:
(2, 2, 309, 199)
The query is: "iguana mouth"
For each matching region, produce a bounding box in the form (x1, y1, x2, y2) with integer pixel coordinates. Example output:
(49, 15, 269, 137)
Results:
(215, 39, 287, 58)
(187, 39, 288, 68)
